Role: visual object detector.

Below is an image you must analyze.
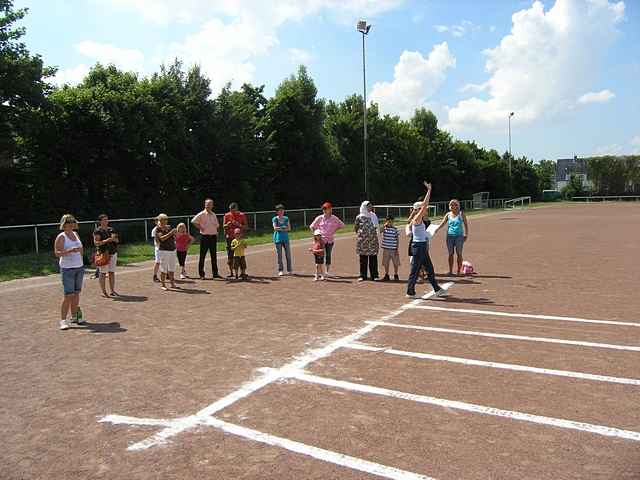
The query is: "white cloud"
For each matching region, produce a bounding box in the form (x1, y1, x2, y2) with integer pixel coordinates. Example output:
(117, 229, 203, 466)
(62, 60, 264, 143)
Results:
(289, 48, 312, 65)
(49, 41, 145, 87)
(632, 135, 640, 147)
(106, 0, 403, 93)
(434, 20, 475, 38)
(76, 41, 145, 71)
(460, 81, 489, 93)
(444, 0, 625, 133)
(577, 89, 615, 104)
(106, 0, 403, 25)
(594, 143, 624, 155)
(51, 64, 91, 86)
(370, 42, 456, 119)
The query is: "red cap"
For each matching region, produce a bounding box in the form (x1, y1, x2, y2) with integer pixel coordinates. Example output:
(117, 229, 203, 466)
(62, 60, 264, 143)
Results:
(322, 202, 332, 209)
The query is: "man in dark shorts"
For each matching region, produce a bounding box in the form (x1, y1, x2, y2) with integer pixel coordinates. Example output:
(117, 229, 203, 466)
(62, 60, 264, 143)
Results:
(222, 202, 248, 278)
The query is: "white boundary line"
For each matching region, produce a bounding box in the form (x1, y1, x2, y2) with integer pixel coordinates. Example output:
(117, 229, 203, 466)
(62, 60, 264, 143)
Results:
(406, 305, 640, 328)
(202, 417, 436, 480)
(345, 343, 640, 386)
(287, 371, 640, 442)
(99, 286, 451, 451)
(367, 321, 640, 352)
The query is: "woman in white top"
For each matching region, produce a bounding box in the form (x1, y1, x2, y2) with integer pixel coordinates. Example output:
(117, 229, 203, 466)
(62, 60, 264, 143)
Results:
(406, 183, 446, 298)
(54, 214, 86, 330)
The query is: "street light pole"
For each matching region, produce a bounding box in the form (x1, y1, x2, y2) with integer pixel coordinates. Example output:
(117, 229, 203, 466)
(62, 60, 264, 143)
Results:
(357, 20, 371, 199)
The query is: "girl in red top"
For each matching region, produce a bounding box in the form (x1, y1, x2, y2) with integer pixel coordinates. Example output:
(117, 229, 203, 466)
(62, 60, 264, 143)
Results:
(175, 223, 194, 279)
(309, 229, 326, 281)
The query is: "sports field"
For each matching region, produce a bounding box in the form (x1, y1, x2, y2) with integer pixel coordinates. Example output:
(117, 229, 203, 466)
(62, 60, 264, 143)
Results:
(1, 203, 639, 480)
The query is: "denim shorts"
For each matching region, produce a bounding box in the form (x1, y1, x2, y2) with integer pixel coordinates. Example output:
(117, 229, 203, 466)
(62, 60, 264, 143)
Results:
(61, 267, 84, 295)
(446, 235, 464, 255)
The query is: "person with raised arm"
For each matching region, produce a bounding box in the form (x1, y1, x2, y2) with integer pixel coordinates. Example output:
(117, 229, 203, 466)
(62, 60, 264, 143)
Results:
(406, 182, 448, 299)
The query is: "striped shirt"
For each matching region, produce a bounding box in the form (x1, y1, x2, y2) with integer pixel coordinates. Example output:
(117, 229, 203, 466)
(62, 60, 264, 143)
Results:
(381, 225, 399, 250)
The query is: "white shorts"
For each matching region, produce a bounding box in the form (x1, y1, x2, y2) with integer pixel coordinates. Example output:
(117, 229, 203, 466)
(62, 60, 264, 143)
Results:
(98, 252, 118, 274)
(158, 250, 176, 273)
(154, 247, 160, 263)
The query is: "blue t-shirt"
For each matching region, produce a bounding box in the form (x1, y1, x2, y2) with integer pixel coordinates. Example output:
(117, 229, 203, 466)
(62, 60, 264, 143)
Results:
(272, 216, 289, 243)
(447, 212, 464, 236)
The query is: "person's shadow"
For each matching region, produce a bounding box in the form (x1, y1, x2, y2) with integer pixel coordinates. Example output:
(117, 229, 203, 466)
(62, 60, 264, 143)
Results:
(111, 294, 148, 303)
(73, 322, 127, 333)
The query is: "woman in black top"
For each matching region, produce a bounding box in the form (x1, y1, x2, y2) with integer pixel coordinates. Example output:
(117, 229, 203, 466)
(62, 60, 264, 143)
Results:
(93, 214, 119, 297)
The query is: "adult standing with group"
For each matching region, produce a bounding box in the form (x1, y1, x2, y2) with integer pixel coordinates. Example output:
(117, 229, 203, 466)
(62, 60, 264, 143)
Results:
(223, 203, 248, 278)
(191, 198, 222, 280)
(354, 201, 379, 281)
(93, 214, 119, 297)
(406, 182, 447, 298)
(55, 214, 85, 330)
(309, 202, 344, 277)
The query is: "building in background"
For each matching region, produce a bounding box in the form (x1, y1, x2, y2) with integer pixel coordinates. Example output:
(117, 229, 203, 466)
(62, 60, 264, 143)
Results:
(555, 156, 592, 190)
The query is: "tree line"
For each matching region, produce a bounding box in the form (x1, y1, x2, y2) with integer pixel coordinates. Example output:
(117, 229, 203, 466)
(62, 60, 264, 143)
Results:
(1, 1, 555, 226)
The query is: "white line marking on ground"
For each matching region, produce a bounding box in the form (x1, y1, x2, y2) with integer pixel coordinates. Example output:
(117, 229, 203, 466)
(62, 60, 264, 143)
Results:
(99, 415, 178, 427)
(367, 322, 640, 352)
(406, 305, 640, 327)
(287, 371, 640, 442)
(202, 417, 436, 480)
(100, 287, 453, 451)
(345, 343, 640, 386)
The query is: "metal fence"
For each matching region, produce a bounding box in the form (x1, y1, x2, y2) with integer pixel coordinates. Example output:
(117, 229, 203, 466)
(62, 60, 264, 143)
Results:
(572, 195, 640, 202)
(0, 198, 510, 256)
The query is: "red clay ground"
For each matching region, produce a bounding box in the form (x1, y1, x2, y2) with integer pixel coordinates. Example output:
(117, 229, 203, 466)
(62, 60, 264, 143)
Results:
(1, 203, 639, 479)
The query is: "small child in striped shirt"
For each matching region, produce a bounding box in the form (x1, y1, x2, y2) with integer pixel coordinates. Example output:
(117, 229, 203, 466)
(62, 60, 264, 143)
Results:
(381, 215, 400, 281)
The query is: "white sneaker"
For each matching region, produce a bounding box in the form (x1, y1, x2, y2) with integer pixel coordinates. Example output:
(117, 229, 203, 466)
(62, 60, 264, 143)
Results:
(405, 293, 417, 298)
(313, 275, 319, 282)
(320, 276, 326, 281)
(435, 287, 449, 297)
(180, 273, 186, 279)
(278, 271, 284, 276)
(59, 320, 70, 330)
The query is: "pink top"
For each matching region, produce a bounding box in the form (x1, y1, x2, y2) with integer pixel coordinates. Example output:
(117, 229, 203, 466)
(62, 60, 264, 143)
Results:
(175, 233, 191, 252)
(309, 214, 345, 243)
(192, 209, 220, 235)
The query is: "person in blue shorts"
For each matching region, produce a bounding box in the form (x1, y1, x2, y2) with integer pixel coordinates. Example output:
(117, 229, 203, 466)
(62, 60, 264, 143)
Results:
(434, 199, 469, 275)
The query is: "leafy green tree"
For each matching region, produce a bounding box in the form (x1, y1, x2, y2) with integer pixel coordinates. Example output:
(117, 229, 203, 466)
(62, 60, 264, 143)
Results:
(534, 159, 556, 192)
(263, 66, 331, 206)
(561, 173, 585, 199)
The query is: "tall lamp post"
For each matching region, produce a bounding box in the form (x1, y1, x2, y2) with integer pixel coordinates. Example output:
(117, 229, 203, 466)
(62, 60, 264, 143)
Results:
(508, 111, 514, 178)
(357, 19, 371, 199)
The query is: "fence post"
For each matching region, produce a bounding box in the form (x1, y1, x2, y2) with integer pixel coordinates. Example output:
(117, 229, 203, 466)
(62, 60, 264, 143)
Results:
(253, 213, 257, 231)
(144, 219, 148, 240)
(303, 210, 307, 226)
(342, 207, 346, 221)
(186, 217, 190, 235)
(34, 225, 39, 254)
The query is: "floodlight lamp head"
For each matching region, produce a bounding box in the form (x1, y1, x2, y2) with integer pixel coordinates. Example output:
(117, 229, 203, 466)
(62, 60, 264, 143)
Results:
(357, 20, 371, 34)
(509, 111, 515, 117)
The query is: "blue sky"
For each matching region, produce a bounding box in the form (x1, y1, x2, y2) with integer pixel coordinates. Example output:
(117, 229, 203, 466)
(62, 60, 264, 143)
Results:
(15, 0, 640, 161)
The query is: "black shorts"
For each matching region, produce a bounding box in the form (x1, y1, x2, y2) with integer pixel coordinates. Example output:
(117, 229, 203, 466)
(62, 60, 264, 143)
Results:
(233, 256, 247, 270)
(314, 255, 325, 265)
